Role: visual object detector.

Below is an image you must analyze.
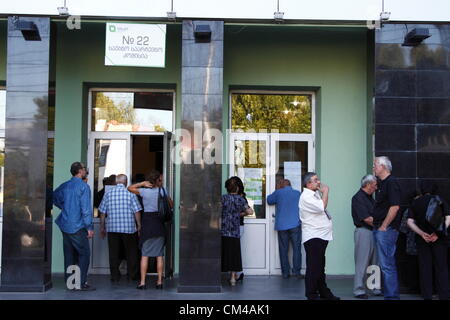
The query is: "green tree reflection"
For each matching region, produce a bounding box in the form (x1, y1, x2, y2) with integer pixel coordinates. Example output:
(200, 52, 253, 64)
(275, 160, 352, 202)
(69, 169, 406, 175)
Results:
(232, 94, 312, 133)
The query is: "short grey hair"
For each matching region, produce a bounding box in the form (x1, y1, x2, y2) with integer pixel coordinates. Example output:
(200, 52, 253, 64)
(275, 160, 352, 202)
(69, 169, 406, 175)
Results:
(361, 174, 377, 188)
(375, 156, 392, 172)
(303, 172, 317, 188)
(116, 174, 128, 185)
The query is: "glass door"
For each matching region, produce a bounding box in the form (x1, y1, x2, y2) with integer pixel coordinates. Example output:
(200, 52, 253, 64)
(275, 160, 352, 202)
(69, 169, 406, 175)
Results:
(268, 134, 314, 275)
(230, 132, 270, 275)
(87, 133, 131, 273)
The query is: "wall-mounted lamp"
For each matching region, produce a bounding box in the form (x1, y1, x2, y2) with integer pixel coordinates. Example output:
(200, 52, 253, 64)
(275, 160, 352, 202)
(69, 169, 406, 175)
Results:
(167, 11, 176, 21)
(57, 0, 69, 16)
(13, 17, 41, 41)
(380, 11, 390, 21)
(194, 24, 211, 43)
(402, 28, 431, 46)
(274, 11, 284, 22)
(167, 0, 176, 21)
(274, 0, 284, 22)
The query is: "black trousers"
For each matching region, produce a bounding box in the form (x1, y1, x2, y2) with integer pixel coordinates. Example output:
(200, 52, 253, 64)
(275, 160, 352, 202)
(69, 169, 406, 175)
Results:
(304, 238, 333, 299)
(107, 232, 140, 281)
(416, 237, 450, 300)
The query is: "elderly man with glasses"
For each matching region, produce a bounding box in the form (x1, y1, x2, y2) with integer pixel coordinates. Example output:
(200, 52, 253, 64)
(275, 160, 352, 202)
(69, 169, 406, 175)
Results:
(300, 172, 340, 301)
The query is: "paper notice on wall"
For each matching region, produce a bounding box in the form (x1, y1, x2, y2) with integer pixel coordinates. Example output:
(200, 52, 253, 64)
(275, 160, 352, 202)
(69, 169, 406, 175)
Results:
(237, 167, 263, 205)
(284, 161, 302, 191)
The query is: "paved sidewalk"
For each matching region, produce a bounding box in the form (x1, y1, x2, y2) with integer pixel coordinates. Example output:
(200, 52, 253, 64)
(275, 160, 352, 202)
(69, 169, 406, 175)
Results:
(0, 274, 423, 300)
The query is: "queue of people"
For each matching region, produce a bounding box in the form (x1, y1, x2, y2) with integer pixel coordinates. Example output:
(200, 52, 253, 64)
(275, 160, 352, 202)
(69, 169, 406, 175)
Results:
(54, 156, 450, 299)
(352, 156, 450, 300)
(53, 162, 172, 291)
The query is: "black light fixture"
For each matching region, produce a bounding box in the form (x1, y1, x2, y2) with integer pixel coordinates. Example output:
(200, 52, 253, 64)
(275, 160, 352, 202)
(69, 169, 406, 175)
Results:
(402, 28, 430, 46)
(194, 24, 211, 43)
(13, 17, 41, 41)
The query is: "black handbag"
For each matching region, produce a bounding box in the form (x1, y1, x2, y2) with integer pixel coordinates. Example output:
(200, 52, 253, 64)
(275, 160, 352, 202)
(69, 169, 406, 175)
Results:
(158, 187, 173, 222)
(425, 195, 446, 235)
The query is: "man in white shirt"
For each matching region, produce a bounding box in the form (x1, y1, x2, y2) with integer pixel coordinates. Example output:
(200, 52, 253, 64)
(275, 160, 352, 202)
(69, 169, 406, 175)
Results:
(300, 172, 340, 300)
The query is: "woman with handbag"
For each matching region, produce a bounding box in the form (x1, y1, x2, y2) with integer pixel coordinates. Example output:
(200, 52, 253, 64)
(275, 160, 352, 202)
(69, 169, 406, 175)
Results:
(407, 181, 450, 300)
(128, 169, 173, 290)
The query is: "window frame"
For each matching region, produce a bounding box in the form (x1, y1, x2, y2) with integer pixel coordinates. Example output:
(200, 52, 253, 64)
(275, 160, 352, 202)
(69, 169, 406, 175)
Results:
(88, 87, 176, 135)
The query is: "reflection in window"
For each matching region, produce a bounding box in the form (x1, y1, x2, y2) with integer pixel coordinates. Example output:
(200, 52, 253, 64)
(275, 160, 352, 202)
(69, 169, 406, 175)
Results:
(0, 139, 3, 217)
(232, 93, 312, 133)
(0, 90, 5, 130)
(46, 138, 54, 217)
(234, 140, 266, 219)
(93, 139, 127, 217)
(92, 91, 173, 132)
(48, 89, 55, 132)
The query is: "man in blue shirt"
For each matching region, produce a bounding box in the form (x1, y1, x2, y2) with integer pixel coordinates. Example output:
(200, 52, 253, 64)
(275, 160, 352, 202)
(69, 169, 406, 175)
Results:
(54, 162, 95, 291)
(267, 179, 303, 279)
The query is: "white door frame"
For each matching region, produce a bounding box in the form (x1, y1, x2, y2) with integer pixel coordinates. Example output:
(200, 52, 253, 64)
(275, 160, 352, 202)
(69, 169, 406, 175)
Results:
(86, 88, 175, 274)
(268, 134, 315, 275)
(229, 132, 271, 275)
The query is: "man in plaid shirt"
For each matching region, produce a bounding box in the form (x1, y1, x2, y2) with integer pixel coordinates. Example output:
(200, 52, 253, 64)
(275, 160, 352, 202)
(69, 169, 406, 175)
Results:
(99, 174, 142, 282)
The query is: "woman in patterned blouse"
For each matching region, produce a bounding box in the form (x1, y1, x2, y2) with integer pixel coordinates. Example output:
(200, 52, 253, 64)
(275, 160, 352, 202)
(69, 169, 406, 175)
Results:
(221, 177, 253, 285)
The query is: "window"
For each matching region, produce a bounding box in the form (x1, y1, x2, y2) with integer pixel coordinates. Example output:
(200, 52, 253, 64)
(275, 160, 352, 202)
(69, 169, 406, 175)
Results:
(91, 90, 174, 132)
(231, 93, 312, 133)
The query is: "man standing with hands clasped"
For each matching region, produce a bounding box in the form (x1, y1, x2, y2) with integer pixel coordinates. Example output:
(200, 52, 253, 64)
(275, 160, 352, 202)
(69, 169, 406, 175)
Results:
(300, 172, 340, 300)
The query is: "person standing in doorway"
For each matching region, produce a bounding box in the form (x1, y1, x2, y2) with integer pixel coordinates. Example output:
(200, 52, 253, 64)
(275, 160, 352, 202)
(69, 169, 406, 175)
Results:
(128, 170, 173, 290)
(98, 174, 142, 282)
(267, 179, 303, 279)
(352, 174, 382, 299)
(300, 172, 339, 300)
(372, 156, 401, 300)
(53, 162, 95, 291)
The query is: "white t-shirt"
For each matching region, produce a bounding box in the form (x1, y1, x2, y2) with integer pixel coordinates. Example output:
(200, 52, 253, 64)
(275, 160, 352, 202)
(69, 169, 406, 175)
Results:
(299, 188, 333, 244)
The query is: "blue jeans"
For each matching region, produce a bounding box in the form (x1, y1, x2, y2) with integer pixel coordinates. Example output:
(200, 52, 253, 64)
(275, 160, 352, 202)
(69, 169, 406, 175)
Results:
(278, 226, 302, 277)
(373, 227, 400, 300)
(62, 229, 91, 285)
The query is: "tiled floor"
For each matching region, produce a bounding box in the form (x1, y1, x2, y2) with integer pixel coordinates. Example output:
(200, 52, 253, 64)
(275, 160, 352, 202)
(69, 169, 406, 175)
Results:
(0, 274, 424, 300)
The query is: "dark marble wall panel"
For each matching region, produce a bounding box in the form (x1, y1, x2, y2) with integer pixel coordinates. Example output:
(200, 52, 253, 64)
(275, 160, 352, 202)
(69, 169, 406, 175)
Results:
(417, 70, 449, 98)
(375, 24, 450, 207)
(417, 98, 450, 124)
(417, 125, 450, 152)
(375, 70, 416, 97)
(375, 98, 416, 124)
(375, 124, 415, 151)
(178, 20, 224, 293)
(417, 152, 450, 179)
(1, 17, 51, 292)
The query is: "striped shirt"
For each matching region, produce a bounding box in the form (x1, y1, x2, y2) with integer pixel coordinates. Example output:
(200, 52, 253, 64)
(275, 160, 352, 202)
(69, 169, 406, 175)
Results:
(98, 184, 142, 234)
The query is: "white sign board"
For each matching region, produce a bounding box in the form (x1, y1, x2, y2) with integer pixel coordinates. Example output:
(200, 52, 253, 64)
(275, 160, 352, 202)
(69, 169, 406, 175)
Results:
(105, 23, 166, 68)
(284, 161, 302, 192)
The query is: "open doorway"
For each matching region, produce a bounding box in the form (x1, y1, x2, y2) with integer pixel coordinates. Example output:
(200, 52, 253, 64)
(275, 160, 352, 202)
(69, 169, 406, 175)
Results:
(131, 135, 164, 274)
(131, 135, 164, 184)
